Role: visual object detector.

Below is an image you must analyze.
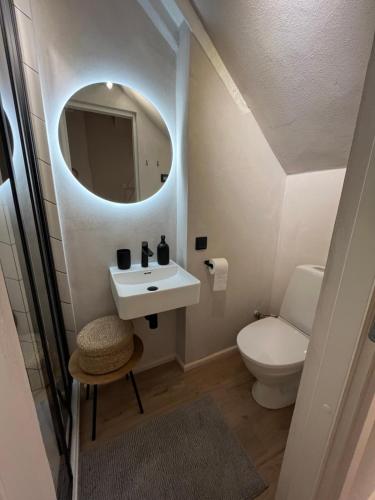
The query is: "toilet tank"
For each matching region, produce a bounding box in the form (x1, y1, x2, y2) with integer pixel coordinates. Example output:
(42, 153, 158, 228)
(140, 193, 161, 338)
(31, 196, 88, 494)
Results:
(280, 265, 324, 336)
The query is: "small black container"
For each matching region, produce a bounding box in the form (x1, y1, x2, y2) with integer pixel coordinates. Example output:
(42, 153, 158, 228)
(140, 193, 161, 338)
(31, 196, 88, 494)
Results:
(157, 235, 169, 265)
(117, 249, 131, 269)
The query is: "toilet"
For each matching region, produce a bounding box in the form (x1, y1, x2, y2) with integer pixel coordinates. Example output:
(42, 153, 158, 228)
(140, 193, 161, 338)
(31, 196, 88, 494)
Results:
(237, 265, 324, 409)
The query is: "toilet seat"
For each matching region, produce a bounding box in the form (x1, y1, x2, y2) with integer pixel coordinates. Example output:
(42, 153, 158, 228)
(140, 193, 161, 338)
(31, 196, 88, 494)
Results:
(237, 317, 309, 369)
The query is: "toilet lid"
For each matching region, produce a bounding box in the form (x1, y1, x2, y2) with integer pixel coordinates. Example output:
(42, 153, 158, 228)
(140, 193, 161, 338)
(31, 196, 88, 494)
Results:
(237, 317, 309, 368)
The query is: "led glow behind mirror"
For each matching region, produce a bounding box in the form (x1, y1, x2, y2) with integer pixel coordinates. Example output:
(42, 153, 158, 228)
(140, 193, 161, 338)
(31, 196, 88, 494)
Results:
(58, 82, 172, 203)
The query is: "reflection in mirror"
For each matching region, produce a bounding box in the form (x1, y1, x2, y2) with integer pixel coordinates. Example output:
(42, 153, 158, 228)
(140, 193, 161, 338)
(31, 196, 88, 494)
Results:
(58, 82, 172, 203)
(0, 111, 13, 184)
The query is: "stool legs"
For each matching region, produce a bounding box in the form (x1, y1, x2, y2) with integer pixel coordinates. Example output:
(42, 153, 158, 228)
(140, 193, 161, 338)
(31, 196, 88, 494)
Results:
(92, 384, 98, 441)
(87, 374, 142, 442)
(130, 371, 144, 414)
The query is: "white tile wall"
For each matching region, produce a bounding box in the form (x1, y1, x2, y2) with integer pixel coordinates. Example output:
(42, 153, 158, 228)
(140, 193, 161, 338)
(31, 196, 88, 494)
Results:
(3, 204, 15, 243)
(21, 340, 39, 369)
(26, 312, 33, 333)
(0, 242, 19, 279)
(12, 244, 22, 277)
(38, 160, 56, 203)
(0, 205, 11, 243)
(13, 0, 31, 18)
(23, 64, 44, 118)
(20, 280, 29, 312)
(27, 368, 42, 391)
(5, 278, 25, 312)
(26, 313, 37, 343)
(56, 271, 70, 303)
(44, 201, 62, 240)
(15, 2, 78, 348)
(0, 30, 49, 384)
(50, 237, 67, 273)
(15, 7, 37, 70)
(14, 310, 32, 341)
(0, 177, 44, 391)
(61, 301, 75, 332)
(31, 115, 50, 163)
(65, 330, 77, 353)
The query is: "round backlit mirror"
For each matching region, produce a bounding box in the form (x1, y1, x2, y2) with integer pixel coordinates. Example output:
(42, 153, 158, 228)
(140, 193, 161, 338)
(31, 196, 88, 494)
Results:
(58, 82, 172, 203)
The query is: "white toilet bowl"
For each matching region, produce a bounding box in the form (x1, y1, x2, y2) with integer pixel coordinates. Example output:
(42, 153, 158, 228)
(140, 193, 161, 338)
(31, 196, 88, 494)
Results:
(237, 317, 308, 409)
(237, 265, 324, 409)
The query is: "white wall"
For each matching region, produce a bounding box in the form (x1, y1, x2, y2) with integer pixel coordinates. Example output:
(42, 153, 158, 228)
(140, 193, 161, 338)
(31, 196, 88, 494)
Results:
(270, 168, 345, 313)
(30, 1, 346, 369)
(192, 0, 375, 174)
(182, 35, 286, 363)
(31, 0, 177, 368)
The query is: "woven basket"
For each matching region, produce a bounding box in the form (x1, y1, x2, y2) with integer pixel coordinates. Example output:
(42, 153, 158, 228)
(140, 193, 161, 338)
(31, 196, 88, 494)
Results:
(77, 315, 134, 375)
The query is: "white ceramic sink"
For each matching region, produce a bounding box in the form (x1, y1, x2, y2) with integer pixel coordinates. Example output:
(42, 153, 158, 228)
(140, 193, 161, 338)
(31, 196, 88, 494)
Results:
(110, 260, 200, 320)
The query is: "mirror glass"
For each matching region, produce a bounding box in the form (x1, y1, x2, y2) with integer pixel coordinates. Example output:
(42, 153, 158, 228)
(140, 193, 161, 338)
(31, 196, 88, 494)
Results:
(58, 82, 172, 203)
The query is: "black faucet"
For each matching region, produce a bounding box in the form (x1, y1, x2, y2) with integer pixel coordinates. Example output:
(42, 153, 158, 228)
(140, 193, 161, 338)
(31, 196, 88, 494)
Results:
(141, 241, 154, 267)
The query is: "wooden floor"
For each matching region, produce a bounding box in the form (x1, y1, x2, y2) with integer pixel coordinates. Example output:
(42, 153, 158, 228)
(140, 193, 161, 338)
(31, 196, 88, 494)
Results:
(80, 351, 294, 499)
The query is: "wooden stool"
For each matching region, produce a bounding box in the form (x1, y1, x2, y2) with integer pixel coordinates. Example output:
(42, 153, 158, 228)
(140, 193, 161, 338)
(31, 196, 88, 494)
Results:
(69, 335, 144, 441)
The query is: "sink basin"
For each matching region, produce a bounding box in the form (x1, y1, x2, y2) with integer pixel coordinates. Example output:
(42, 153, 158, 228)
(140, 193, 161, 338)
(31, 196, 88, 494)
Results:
(110, 260, 200, 320)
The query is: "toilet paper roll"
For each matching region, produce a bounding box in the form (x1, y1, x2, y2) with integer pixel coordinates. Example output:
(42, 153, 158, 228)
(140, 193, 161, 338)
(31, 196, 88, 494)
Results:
(208, 258, 228, 291)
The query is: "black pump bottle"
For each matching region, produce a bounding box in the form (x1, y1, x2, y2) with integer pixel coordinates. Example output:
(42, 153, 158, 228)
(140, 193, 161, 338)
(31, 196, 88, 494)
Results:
(157, 235, 169, 265)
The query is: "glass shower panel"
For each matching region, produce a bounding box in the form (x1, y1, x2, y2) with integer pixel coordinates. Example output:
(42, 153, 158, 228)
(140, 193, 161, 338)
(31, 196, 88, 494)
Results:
(0, 182, 61, 486)
(0, 2, 72, 496)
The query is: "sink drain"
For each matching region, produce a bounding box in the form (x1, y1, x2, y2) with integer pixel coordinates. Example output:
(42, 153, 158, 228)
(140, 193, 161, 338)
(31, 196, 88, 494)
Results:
(147, 286, 158, 291)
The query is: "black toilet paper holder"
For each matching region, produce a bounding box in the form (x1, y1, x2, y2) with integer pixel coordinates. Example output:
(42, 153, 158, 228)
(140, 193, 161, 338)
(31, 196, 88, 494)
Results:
(204, 260, 213, 269)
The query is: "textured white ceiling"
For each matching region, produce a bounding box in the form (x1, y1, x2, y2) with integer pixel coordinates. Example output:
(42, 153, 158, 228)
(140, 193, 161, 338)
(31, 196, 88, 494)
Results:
(192, 0, 375, 174)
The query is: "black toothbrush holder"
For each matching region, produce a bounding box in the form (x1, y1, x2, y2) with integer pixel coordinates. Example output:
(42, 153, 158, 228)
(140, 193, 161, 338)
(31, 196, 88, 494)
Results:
(117, 249, 131, 270)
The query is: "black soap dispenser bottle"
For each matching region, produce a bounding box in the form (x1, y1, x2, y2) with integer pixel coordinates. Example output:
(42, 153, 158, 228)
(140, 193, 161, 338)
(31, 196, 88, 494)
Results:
(157, 235, 169, 265)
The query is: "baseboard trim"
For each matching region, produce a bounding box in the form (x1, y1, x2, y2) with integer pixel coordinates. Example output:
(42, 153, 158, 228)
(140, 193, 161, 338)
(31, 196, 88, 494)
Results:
(134, 354, 176, 374)
(132, 346, 239, 375)
(70, 379, 80, 500)
(175, 353, 185, 371)
(177, 345, 238, 372)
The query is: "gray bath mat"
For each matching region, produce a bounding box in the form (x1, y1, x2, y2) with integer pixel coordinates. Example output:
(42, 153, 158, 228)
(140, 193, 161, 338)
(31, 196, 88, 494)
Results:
(79, 397, 267, 499)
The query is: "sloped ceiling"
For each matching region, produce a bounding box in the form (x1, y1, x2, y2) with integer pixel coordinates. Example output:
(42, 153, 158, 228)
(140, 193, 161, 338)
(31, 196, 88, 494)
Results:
(192, 0, 375, 174)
